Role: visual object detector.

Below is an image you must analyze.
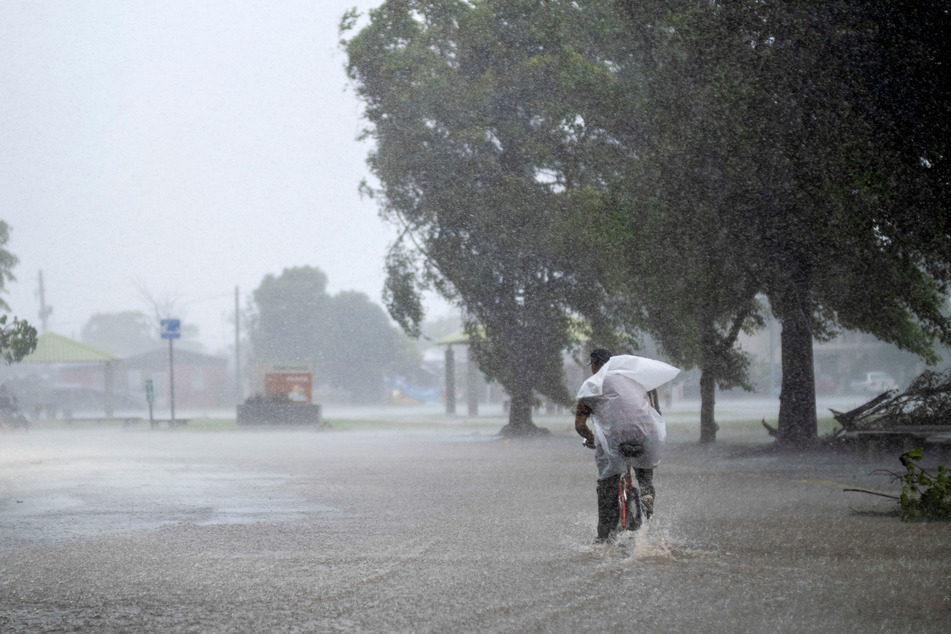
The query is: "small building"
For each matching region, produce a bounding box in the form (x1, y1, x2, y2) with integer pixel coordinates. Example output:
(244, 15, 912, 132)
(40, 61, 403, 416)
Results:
(120, 348, 229, 409)
(18, 332, 120, 416)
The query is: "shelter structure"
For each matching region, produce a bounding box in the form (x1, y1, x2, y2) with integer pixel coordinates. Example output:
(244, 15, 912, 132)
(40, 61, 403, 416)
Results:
(435, 330, 481, 416)
(21, 332, 120, 416)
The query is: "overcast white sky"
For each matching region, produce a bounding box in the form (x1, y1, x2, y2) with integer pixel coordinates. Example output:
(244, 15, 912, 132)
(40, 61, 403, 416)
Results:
(1, 0, 445, 354)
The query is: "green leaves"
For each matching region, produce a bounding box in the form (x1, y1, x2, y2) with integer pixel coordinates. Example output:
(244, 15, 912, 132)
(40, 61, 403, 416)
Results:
(344, 1, 951, 436)
(0, 314, 37, 365)
(247, 266, 417, 403)
(345, 0, 617, 425)
(895, 447, 951, 522)
(383, 243, 425, 339)
(0, 220, 20, 313)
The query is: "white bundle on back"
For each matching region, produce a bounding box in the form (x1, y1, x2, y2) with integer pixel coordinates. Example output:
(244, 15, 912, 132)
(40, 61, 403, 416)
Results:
(577, 355, 680, 471)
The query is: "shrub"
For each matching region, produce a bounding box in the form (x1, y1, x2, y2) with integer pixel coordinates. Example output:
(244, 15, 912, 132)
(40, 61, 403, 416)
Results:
(891, 447, 951, 521)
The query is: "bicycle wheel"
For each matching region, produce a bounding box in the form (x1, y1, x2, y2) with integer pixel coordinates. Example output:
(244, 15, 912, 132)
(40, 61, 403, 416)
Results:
(618, 478, 628, 530)
(623, 485, 643, 531)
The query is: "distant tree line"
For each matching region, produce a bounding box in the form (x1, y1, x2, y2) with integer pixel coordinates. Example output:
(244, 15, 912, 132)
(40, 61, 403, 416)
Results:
(246, 265, 421, 404)
(342, 0, 951, 444)
(72, 268, 418, 405)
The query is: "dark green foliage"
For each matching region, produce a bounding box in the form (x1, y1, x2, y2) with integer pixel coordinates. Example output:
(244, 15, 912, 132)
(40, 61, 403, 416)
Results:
(247, 266, 420, 404)
(249, 266, 331, 365)
(0, 221, 18, 313)
(0, 314, 37, 365)
(565, 1, 772, 442)
(343, 1, 951, 441)
(81, 311, 156, 356)
(0, 221, 37, 365)
(604, 1, 951, 446)
(343, 0, 606, 431)
(895, 448, 951, 522)
(382, 244, 424, 340)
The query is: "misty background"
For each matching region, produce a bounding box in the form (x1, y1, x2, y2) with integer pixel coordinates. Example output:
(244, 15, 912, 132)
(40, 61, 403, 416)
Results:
(1, 0, 438, 354)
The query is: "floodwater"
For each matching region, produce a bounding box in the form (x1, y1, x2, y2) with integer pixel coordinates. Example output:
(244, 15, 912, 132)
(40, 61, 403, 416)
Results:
(1, 404, 949, 632)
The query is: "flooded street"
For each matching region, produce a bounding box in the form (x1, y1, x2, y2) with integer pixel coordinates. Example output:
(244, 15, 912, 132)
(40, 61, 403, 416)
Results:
(1, 409, 949, 632)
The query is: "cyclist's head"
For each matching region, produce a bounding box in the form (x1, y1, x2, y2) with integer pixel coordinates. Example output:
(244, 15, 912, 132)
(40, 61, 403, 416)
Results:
(588, 348, 612, 373)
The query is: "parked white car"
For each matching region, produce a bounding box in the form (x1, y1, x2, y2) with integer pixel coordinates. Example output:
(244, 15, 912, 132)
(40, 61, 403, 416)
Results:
(849, 371, 898, 395)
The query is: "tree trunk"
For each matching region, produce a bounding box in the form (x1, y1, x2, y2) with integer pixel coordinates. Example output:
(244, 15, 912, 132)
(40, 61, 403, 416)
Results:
(499, 384, 547, 437)
(444, 346, 456, 415)
(698, 323, 720, 443)
(699, 365, 718, 443)
(776, 273, 818, 447)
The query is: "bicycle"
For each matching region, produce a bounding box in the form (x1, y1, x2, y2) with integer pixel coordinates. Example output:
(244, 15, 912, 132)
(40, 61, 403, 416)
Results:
(581, 389, 661, 538)
(583, 439, 649, 533)
(618, 444, 646, 532)
(618, 389, 661, 532)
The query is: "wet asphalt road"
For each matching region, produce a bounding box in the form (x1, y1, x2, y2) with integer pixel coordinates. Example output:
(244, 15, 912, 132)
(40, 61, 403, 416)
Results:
(1, 418, 949, 633)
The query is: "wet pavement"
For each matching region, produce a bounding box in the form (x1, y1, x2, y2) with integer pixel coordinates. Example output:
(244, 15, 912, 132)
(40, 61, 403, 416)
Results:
(1, 410, 949, 632)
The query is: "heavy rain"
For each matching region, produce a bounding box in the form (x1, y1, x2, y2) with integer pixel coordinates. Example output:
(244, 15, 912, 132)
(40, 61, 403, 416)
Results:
(2, 1, 951, 632)
(2, 400, 950, 632)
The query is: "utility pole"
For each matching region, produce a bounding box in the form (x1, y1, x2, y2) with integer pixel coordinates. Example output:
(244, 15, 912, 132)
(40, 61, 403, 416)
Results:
(168, 335, 175, 425)
(160, 319, 181, 425)
(235, 286, 241, 403)
(37, 270, 53, 333)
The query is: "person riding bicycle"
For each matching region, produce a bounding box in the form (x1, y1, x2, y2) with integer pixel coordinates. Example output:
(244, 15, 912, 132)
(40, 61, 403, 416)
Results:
(574, 349, 680, 542)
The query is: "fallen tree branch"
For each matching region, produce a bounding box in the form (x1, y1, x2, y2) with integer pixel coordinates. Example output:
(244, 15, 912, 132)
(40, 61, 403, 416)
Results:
(842, 488, 901, 500)
(830, 370, 951, 433)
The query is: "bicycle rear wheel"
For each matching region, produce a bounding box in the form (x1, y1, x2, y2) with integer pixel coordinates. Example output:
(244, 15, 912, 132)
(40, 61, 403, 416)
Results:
(618, 473, 643, 531)
(624, 485, 643, 531)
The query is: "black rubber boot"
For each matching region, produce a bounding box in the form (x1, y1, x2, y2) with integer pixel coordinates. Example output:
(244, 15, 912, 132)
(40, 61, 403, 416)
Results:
(596, 475, 621, 540)
(634, 468, 655, 498)
(634, 468, 655, 518)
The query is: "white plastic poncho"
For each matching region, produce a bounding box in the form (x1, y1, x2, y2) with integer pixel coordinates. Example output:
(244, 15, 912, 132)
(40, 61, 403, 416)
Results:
(577, 355, 681, 479)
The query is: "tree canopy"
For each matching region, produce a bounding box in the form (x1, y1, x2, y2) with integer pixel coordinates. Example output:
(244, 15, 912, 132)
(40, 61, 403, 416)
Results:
(81, 311, 157, 357)
(0, 221, 37, 364)
(581, 0, 951, 445)
(0, 315, 37, 366)
(0, 221, 21, 314)
(344, 0, 951, 445)
(344, 0, 608, 433)
(247, 266, 419, 403)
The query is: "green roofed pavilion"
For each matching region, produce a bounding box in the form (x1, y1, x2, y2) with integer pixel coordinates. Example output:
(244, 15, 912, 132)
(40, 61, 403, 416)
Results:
(22, 332, 118, 364)
(435, 330, 469, 346)
(20, 333, 119, 416)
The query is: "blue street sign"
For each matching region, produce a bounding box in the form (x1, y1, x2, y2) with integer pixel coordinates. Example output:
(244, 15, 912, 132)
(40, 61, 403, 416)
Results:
(160, 319, 181, 340)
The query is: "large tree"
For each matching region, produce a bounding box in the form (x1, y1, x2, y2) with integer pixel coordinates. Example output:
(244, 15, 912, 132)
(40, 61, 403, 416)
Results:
(81, 311, 156, 357)
(559, 0, 950, 446)
(608, 0, 951, 446)
(344, 0, 610, 434)
(325, 290, 421, 404)
(731, 1, 951, 445)
(561, 1, 770, 443)
(247, 266, 418, 403)
(346, 0, 775, 440)
(248, 266, 331, 366)
(345, 0, 951, 444)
